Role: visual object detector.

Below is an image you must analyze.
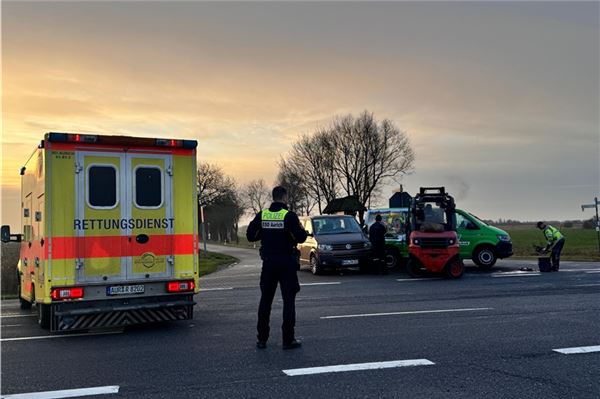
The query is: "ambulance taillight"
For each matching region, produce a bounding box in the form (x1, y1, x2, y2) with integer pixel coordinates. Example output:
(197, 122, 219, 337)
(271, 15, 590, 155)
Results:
(166, 280, 195, 293)
(51, 287, 84, 301)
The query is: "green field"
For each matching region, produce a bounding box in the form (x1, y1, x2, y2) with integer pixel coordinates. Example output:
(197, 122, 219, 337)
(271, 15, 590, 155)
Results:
(505, 228, 600, 261)
(199, 250, 238, 276)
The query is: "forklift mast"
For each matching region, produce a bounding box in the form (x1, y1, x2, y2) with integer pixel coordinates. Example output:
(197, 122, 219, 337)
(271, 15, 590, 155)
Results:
(409, 187, 457, 232)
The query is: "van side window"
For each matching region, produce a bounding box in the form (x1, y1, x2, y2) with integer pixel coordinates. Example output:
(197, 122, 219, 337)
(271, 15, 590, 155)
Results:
(88, 165, 117, 208)
(135, 167, 162, 208)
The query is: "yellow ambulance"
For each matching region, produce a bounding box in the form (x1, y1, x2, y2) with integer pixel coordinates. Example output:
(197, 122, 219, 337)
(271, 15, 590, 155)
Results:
(1, 132, 200, 331)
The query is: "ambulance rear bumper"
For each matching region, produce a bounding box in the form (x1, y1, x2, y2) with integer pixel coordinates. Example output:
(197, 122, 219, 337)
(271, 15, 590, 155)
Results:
(50, 294, 195, 332)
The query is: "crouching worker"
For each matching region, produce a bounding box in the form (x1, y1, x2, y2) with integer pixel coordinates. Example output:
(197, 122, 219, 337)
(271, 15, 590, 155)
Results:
(246, 186, 308, 350)
(537, 221, 565, 271)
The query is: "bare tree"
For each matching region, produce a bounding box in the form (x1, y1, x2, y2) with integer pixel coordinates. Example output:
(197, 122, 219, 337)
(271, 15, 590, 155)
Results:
(331, 111, 415, 222)
(277, 158, 315, 215)
(278, 111, 415, 222)
(243, 178, 271, 215)
(286, 131, 339, 213)
(197, 162, 235, 207)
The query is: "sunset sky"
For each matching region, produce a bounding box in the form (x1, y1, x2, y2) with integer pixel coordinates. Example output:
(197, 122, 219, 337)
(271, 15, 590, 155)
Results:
(1, 1, 599, 228)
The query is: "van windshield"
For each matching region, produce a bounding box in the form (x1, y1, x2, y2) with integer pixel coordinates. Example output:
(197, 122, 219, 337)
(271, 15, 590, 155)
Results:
(312, 217, 362, 235)
(468, 212, 489, 226)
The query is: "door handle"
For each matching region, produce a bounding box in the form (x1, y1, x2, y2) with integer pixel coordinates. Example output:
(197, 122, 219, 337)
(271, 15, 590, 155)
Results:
(136, 234, 149, 244)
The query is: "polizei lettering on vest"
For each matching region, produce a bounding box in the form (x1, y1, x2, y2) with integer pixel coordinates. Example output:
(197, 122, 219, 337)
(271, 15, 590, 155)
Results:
(262, 221, 284, 229)
(73, 218, 175, 231)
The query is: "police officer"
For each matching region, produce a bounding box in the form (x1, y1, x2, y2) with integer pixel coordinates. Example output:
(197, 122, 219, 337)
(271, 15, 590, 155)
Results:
(246, 186, 307, 350)
(537, 221, 565, 271)
(369, 214, 388, 275)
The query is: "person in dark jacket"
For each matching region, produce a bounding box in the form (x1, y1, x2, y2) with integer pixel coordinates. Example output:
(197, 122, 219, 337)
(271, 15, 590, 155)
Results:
(369, 214, 388, 275)
(246, 186, 308, 350)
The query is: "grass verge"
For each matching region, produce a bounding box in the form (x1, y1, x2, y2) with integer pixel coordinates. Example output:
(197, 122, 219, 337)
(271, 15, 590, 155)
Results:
(505, 228, 600, 262)
(199, 250, 238, 276)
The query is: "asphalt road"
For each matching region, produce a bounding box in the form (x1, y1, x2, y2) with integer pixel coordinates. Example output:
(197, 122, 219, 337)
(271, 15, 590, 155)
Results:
(2, 245, 599, 399)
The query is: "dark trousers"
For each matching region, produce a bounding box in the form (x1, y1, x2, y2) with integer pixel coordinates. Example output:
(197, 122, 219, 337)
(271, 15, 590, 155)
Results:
(257, 256, 300, 344)
(372, 246, 387, 274)
(551, 238, 565, 270)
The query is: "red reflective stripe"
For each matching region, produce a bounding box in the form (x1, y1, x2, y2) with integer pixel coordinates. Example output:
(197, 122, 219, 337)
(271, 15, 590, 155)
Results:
(49, 234, 195, 259)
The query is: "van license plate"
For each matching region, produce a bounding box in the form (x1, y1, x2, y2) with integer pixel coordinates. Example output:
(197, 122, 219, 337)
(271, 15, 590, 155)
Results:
(342, 259, 359, 265)
(107, 284, 145, 296)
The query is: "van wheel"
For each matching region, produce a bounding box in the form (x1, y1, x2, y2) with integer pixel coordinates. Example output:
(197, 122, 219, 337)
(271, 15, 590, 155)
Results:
(473, 246, 497, 269)
(310, 255, 322, 275)
(445, 258, 464, 279)
(406, 258, 424, 278)
(37, 303, 51, 329)
(17, 276, 31, 310)
(384, 249, 399, 269)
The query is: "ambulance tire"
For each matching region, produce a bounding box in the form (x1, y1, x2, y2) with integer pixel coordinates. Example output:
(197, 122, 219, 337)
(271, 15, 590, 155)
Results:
(17, 276, 32, 310)
(37, 303, 51, 329)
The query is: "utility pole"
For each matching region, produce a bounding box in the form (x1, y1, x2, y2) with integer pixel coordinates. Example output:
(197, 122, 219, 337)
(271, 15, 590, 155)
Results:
(581, 197, 600, 254)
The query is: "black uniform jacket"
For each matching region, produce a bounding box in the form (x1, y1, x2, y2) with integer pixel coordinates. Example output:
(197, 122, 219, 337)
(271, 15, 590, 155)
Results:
(246, 202, 308, 257)
(369, 221, 387, 250)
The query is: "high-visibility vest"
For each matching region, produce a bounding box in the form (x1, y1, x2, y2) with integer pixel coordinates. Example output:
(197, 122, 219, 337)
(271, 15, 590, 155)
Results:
(544, 225, 563, 246)
(259, 208, 292, 256)
(261, 209, 288, 229)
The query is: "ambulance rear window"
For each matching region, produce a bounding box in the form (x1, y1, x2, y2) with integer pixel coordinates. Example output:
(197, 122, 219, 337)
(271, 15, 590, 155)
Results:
(135, 167, 162, 208)
(88, 166, 117, 208)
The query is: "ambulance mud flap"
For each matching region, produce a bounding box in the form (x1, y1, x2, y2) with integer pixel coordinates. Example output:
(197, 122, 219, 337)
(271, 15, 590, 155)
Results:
(50, 295, 194, 332)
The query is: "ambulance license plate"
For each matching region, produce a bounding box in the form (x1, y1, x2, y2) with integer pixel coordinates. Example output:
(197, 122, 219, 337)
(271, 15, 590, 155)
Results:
(342, 259, 359, 265)
(106, 284, 145, 296)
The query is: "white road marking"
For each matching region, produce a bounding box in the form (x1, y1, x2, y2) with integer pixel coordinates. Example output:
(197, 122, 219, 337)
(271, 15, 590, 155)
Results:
(491, 272, 540, 278)
(300, 282, 341, 286)
(200, 287, 234, 291)
(321, 307, 492, 319)
(396, 278, 443, 282)
(0, 314, 36, 319)
(283, 359, 435, 376)
(1, 324, 24, 328)
(0, 385, 119, 399)
(1, 331, 122, 342)
(561, 268, 600, 272)
(584, 271, 600, 274)
(553, 345, 600, 355)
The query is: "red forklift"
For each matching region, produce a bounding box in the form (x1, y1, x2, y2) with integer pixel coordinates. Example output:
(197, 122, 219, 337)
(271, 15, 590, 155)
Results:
(406, 187, 464, 279)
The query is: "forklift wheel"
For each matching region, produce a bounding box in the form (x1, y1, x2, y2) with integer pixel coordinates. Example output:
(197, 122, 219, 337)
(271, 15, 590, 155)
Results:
(406, 259, 425, 278)
(445, 258, 464, 279)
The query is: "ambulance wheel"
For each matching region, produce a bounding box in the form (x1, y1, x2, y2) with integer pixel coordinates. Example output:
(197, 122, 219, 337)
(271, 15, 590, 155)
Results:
(37, 303, 51, 329)
(17, 276, 32, 310)
(310, 255, 322, 275)
(473, 246, 497, 269)
(445, 258, 464, 279)
(406, 258, 424, 278)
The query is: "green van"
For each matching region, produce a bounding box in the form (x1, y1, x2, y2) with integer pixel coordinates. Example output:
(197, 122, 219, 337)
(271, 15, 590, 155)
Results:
(365, 208, 513, 270)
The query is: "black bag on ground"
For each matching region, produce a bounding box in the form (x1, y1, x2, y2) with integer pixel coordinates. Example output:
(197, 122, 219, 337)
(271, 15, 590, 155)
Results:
(538, 257, 552, 272)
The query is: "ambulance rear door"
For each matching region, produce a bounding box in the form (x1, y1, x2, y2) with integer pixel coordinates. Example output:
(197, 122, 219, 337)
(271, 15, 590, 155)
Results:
(75, 152, 127, 283)
(125, 153, 174, 281)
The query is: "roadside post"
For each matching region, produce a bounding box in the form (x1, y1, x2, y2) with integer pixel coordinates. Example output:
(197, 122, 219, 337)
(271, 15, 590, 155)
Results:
(200, 206, 207, 253)
(581, 197, 600, 254)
